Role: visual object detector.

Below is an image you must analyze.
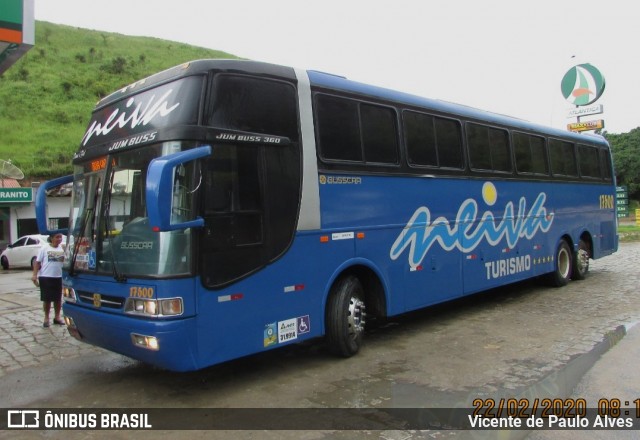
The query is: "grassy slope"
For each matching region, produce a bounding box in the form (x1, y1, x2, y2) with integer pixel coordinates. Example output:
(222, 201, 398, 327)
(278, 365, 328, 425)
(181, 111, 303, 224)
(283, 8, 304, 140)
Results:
(0, 21, 237, 179)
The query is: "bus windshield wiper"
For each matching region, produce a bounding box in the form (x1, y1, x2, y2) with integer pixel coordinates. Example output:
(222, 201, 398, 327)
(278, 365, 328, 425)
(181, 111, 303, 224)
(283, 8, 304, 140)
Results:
(68, 207, 92, 277)
(69, 177, 100, 277)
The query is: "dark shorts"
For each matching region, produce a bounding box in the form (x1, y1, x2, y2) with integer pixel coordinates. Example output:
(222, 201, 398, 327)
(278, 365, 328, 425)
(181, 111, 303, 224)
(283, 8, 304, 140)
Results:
(39, 277, 62, 303)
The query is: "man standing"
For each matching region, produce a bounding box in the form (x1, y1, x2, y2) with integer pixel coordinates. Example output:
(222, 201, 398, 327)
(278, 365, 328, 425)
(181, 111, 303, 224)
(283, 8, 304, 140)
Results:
(32, 233, 65, 328)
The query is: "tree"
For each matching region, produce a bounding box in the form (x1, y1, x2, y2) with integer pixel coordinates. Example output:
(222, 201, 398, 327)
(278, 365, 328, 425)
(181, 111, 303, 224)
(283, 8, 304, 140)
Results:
(605, 128, 640, 199)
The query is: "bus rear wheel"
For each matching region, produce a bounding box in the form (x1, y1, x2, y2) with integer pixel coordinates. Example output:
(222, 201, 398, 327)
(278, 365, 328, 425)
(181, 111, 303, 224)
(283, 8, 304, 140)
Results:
(325, 275, 366, 357)
(547, 240, 573, 287)
(571, 239, 590, 280)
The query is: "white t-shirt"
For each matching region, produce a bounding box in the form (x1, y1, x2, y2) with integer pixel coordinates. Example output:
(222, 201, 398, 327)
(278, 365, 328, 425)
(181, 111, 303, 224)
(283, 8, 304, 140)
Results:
(36, 244, 65, 278)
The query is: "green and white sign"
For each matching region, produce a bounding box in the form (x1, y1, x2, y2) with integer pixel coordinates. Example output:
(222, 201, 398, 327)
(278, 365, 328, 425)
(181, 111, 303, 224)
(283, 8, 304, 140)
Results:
(561, 63, 606, 106)
(616, 186, 628, 218)
(566, 104, 603, 119)
(0, 187, 32, 203)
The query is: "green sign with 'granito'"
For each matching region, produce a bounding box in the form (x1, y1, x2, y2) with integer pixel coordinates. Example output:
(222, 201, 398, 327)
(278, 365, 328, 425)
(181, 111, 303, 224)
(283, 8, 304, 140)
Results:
(0, 187, 32, 203)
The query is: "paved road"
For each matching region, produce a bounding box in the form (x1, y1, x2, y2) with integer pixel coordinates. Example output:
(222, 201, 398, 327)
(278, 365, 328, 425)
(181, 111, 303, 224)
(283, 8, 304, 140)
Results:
(0, 270, 104, 376)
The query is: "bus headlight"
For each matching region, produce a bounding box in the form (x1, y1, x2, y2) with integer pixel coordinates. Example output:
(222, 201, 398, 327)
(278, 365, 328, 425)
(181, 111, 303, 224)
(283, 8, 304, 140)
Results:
(131, 333, 159, 351)
(124, 298, 183, 317)
(160, 298, 183, 315)
(63, 287, 77, 303)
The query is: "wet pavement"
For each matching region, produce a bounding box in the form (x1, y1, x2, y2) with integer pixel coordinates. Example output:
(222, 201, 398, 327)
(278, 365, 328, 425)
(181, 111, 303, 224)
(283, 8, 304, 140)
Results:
(0, 271, 104, 376)
(0, 242, 639, 439)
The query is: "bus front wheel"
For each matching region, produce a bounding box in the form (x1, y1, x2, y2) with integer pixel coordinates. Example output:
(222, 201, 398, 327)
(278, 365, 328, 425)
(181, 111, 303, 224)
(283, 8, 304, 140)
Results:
(325, 275, 366, 357)
(547, 240, 573, 287)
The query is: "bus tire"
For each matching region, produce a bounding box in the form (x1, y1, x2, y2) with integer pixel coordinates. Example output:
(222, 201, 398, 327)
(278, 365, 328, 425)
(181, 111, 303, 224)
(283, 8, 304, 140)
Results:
(325, 275, 366, 357)
(547, 240, 573, 287)
(571, 239, 590, 280)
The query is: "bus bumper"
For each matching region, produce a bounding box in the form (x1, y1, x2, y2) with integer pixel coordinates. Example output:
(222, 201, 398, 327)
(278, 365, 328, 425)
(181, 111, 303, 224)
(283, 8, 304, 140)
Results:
(63, 303, 200, 372)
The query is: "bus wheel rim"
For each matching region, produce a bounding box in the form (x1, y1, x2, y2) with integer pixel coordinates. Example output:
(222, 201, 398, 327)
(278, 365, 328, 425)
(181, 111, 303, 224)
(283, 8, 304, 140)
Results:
(347, 297, 366, 339)
(558, 247, 570, 278)
(577, 248, 589, 273)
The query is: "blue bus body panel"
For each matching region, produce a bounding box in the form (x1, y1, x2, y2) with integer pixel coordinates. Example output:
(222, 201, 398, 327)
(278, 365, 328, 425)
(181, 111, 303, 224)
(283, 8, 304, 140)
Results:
(191, 233, 356, 367)
(62, 174, 616, 371)
(63, 303, 199, 371)
(62, 276, 201, 371)
(318, 174, 616, 308)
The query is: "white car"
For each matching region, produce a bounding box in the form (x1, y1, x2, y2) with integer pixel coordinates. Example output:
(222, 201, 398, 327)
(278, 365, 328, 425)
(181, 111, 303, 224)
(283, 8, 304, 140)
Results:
(0, 234, 58, 270)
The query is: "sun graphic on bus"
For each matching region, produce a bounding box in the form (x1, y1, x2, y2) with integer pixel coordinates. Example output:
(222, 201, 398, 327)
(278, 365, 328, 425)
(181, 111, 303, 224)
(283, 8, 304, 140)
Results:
(482, 182, 497, 206)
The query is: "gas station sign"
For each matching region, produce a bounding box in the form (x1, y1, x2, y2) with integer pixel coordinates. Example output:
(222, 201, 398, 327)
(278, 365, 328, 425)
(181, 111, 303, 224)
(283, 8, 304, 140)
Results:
(567, 120, 605, 132)
(0, 0, 35, 75)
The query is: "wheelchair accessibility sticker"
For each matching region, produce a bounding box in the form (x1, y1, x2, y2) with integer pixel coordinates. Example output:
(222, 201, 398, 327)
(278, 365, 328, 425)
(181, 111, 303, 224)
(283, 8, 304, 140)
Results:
(297, 315, 310, 335)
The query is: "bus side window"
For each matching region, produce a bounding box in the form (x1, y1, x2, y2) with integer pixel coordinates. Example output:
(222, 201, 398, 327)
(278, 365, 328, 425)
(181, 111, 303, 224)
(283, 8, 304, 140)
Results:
(549, 139, 578, 177)
(577, 144, 601, 179)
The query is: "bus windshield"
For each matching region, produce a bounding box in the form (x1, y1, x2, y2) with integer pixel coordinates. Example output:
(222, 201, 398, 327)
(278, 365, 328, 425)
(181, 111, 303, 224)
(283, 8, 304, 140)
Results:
(65, 141, 199, 278)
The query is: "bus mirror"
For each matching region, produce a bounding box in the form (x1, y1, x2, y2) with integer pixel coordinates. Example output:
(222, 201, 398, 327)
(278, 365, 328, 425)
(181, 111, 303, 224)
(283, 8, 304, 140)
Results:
(35, 174, 74, 235)
(146, 145, 212, 232)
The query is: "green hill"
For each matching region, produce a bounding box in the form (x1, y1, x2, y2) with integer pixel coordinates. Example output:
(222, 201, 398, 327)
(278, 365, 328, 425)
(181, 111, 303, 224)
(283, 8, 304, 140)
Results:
(0, 21, 238, 179)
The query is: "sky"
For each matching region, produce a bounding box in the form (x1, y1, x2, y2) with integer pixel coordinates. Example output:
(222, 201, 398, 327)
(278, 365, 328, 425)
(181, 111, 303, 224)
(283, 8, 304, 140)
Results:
(35, 0, 639, 134)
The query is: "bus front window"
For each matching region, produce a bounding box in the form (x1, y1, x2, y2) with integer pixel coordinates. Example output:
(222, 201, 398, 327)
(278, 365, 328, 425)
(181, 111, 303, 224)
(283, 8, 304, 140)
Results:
(67, 142, 199, 278)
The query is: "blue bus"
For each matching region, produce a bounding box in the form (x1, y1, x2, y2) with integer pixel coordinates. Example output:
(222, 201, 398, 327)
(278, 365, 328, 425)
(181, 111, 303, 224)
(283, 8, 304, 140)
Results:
(36, 60, 618, 371)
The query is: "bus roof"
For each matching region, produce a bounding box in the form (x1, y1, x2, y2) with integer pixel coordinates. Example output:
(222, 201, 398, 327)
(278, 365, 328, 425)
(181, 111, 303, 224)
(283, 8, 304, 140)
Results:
(95, 59, 297, 109)
(95, 59, 607, 147)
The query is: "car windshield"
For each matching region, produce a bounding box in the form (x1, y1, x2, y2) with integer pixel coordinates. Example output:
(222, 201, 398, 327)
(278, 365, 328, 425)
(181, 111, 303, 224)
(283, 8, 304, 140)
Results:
(66, 142, 198, 278)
